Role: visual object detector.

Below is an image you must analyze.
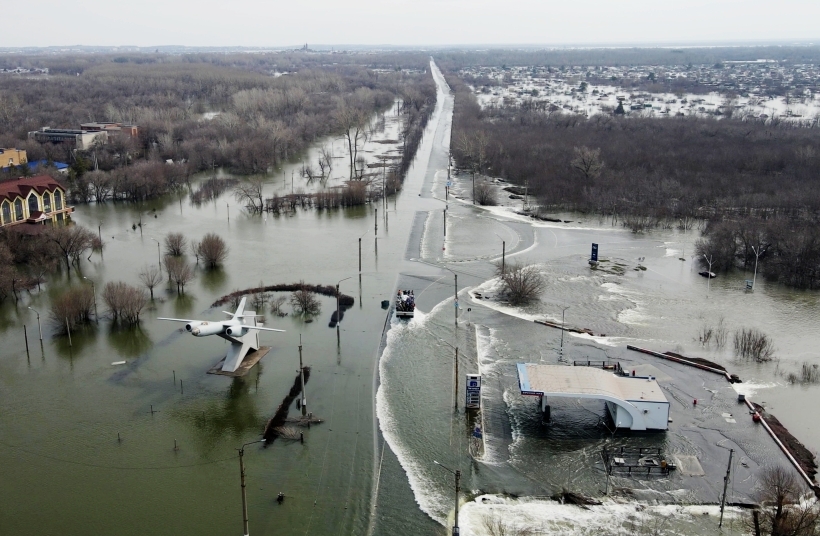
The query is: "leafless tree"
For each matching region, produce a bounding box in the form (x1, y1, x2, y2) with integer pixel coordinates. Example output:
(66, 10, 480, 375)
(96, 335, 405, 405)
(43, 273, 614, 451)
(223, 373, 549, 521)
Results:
(290, 282, 321, 316)
(735, 328, 776, 362)
(102, 281, 148, 324)
(138, 264, 163, 299)
(334, 103, 369, 178)
(747, 465, 820, 536)
(270, 295, 287, 316)
(474, 180, 497, 206)
(497, 262, 546, 305)
(234, 177, 265, 213)
(318, 146, 333, 180)
(570, 146, 604, 181)
(164, 232, 188, 256)
(45, 225, 96, 270)
(50, 285, 95, 331)
(165, 256, 194, 294)
(87, 170, 112, 202)
(195, 233, 228, 268)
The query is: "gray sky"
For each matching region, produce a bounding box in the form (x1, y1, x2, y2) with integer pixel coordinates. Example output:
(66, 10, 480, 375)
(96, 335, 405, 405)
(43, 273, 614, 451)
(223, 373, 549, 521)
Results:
(4, 0, 819, 48)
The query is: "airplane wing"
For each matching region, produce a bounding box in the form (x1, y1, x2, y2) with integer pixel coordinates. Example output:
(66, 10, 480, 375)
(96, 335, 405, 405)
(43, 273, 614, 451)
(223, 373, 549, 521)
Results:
(244, 326, 286, 333)
(157, 317, 196, 323)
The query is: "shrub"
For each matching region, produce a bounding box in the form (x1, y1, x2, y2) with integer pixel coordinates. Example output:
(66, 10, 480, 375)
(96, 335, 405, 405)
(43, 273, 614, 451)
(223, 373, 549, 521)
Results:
(474, 180, 497, 206)
(50, 286, 95, 331)
(290, 282, 321, 316)
(164, 232, 188, 256)
(498, 262, 546, 305)
(102, 281, 147, 324)
(734, 328, 775, 362)
(195, 233, 228, 268)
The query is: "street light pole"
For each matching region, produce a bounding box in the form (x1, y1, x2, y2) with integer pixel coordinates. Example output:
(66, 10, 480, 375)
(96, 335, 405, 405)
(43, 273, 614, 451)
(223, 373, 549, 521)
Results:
(83, 277, 98, 323)
(560, 306, 570, 356)
(151, 237, 161, 273)
(28, 306, 42, 341)
(751, 245, 761, 290)
(703, 254, 714, 295)
(433, 461, 461, 535)
(237, 439, 266, 536)
(336, 277, 353, 328)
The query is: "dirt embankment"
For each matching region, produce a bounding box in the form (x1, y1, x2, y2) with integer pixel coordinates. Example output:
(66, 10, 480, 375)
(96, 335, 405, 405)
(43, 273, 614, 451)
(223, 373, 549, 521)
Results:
(664, 351, 727, 372)
(212, 283, 354, 308)
(753, 403, 819, 483)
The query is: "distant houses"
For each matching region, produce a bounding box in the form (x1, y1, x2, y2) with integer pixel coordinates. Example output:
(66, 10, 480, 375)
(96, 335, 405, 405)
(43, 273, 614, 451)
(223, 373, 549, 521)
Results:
(0, 175, 73, 228)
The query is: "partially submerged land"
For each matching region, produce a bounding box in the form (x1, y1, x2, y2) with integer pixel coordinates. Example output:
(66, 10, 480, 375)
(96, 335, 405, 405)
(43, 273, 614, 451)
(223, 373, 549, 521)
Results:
(1, 47, 820, 536)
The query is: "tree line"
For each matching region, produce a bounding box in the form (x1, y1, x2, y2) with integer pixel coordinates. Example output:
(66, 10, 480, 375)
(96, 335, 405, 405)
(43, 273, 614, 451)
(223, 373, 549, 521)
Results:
(446, 72, 820, 289)
(0, 53, 434, 204)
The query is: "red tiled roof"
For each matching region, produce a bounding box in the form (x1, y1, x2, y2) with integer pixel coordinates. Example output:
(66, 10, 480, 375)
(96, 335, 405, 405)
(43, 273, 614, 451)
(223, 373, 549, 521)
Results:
(0, 175, 66, 204)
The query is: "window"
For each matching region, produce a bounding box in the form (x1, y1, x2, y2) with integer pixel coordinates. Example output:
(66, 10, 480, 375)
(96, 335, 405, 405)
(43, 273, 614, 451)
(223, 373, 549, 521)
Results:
(54, 190, 63, 210)
(43, 193, 52, 212)
(2, 201, 9, 225)
(28, 194, 39, 214)
(14, 198, 23, 221)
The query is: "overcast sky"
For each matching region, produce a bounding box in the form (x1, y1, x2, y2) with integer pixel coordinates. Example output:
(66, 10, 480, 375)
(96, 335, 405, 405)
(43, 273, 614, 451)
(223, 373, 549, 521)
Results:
(3, 0, 819, 48)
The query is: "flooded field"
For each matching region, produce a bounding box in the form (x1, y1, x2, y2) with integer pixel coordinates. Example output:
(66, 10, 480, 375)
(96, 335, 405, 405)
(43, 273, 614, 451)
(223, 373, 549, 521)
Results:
(2, 58, 818, 536)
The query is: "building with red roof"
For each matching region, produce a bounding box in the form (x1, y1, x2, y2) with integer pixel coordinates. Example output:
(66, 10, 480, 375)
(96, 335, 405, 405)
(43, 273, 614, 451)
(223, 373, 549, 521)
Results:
(0, 175, 74, 227)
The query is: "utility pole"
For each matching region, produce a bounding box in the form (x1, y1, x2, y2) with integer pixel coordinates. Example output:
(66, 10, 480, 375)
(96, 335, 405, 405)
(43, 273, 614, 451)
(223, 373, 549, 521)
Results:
(502, 241, 506, 275)
(299, 336, 306, 415)
(454, 273, 458, 327)
(433, 461, 461, 535)
(719, 448, 734, 528)
(237, 439, 265, 536)
(444, 206, 447, 237)
(454, 346, 459, 411)
(472, 172, 475, 205)
(375, 208, 378, 235)
(358, 238, 362, 273)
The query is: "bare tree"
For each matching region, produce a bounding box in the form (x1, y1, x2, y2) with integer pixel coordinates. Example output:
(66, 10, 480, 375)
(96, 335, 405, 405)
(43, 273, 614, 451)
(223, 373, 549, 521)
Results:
(102, 281, 148, 324)
(334, 103, 369, 178)
(234, 177, 265, 213)
(164, 232, 188, 256)
(570, 146, 604, 181)
(195, 233, 228, 268)
(138, 264, 163, 300)
(474, 180, 497, 206)
(734, 328, 776, 362)
(50, 285, 95, 331)
(318, 146, 333, 180)
(747, 465, 820, 536)
(165, 256, 194, 294)
(270, 295, 287, 316)
(290, 282, 321, 316)
(498, 262, 546, 305)
(45, 225, 96, 270)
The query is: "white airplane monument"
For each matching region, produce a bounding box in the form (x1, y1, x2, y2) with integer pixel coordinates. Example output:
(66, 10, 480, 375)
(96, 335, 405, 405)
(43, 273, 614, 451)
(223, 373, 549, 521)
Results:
(159, 297, 284, 374)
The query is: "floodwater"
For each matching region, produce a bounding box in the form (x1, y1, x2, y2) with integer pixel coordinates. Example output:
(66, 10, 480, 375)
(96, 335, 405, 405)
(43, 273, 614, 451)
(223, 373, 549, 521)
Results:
(2, 58, 819, 536)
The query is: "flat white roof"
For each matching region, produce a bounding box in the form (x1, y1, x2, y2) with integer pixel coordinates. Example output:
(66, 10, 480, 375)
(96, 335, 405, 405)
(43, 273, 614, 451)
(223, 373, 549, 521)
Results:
(517, 364, 668, 404)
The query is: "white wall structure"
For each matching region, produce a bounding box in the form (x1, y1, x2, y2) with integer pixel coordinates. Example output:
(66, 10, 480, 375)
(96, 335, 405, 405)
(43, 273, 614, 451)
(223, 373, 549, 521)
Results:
(517, 364, 669, 431)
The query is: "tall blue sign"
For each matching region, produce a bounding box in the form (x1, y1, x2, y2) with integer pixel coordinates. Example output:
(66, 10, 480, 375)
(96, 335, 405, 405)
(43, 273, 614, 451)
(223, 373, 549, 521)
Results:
(591, 243, 599, 262)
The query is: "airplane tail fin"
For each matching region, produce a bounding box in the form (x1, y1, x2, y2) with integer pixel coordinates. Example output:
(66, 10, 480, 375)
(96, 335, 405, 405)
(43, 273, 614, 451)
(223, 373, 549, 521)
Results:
(232, 297, 247, 320)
